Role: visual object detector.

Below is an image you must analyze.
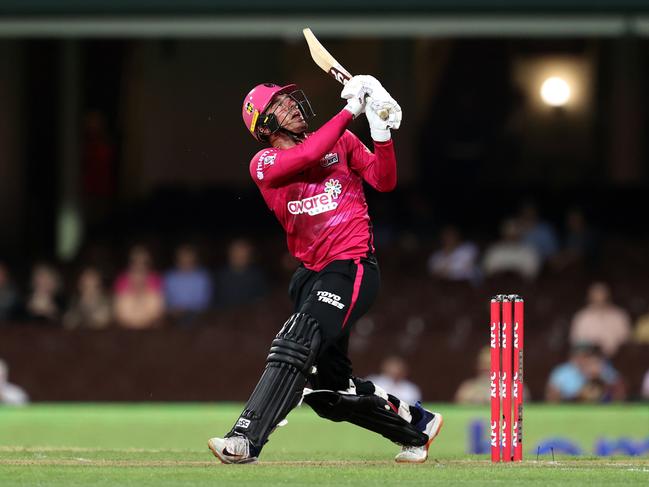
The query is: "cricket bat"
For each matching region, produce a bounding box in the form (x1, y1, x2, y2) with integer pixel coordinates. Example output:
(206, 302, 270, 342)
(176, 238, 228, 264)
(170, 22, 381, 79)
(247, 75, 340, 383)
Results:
(302, 28, 389, 121)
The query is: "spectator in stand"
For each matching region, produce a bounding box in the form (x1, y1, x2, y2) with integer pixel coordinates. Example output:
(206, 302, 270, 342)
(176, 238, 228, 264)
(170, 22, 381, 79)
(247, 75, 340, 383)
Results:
(25, 263, 65, 323)
(0, 358, 29, 406)
(642, 370, 649, 400)
(632, 308, 649, 345)
(114, 245, 162, 295)
(482, 218, 541, 280)
(455, 346, 492, 404)
(164, 244, 213, 322)
(551, 208, 599, 272)
(455, 346, 530, 404)
(114, 245, 164, 329)
(114, 267, 164, 329)
(546, 343, 626, 403)
(570, 282, 631, 357)
(366, 356, 422, 405)
(0, 261, 20, 321)
(427, 226, 479, 283)
(213, 239, 267, 308)
(63, 267, 112, 329)
(518, 202, 559, 263)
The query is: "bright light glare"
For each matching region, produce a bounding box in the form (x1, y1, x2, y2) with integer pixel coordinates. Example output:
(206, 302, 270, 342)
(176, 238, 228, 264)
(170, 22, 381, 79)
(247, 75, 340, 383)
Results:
(540, 77, 571, 107)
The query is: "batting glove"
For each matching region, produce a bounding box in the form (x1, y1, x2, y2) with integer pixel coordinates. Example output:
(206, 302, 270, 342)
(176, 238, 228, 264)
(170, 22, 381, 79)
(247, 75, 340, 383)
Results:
(341, 76, 369, 118)
(365, 96, 403, 141)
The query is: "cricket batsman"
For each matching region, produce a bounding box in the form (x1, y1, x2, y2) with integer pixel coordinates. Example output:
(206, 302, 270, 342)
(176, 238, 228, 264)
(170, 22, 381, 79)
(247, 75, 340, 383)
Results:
(208, 76, 443, 464)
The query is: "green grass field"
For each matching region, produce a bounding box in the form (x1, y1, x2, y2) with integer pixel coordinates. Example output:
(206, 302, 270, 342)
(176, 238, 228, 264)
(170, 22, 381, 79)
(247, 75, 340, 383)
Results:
(1, 403, 648, 485)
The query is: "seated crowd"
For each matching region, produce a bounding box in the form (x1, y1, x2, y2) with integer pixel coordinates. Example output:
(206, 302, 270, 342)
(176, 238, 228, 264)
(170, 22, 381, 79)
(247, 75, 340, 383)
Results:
(427, 204, 598, 284)
(0, 239, 268, 329)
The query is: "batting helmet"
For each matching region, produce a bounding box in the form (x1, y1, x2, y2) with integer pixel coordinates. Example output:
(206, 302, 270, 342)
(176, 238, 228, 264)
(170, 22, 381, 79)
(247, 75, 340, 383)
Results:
(241, 83, 313, 141)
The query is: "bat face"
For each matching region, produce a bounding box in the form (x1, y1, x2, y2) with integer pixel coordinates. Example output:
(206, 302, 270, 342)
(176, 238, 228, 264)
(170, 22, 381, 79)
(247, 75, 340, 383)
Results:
(303, 27, 390, 122)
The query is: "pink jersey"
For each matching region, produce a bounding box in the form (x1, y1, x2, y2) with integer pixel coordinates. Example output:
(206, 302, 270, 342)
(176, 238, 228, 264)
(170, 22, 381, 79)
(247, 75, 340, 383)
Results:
(249, 109, 397, 271)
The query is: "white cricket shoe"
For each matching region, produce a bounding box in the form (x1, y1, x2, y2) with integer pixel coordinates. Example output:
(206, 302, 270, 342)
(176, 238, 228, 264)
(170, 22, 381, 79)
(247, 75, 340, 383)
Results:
(208, 435, 258, 464)
(394, 403, 443, 464)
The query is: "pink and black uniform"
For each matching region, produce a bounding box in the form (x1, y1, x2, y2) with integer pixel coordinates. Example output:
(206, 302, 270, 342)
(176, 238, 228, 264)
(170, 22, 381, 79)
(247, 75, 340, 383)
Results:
(249, 108, 397, 390)
(222, 84, 436, 457)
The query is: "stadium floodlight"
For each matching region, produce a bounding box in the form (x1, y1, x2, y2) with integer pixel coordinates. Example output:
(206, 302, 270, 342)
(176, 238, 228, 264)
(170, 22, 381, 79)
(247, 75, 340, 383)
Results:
(540, 76, 571, 107)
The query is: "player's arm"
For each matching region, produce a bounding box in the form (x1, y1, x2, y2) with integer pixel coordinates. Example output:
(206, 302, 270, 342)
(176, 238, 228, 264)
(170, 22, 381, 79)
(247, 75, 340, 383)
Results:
(254, 79, 368, 187)
(347, 132, 397, 193)
(348, 77, 401, 192)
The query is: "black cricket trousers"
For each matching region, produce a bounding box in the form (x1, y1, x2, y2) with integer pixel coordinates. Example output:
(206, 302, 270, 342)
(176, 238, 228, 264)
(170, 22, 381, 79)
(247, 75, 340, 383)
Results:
(288, 254, 380, 392)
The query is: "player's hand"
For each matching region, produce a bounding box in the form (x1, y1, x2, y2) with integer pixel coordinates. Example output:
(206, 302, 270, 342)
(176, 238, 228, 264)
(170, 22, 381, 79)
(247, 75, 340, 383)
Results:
(341, 76, 369, 118)
(365, 96, 402, 141)
(355, 76, 402, 131)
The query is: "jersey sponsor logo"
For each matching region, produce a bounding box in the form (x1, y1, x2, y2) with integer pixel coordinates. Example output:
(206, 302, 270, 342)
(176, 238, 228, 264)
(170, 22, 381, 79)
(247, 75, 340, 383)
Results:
(287, 179, 342, 216)
(236, 418, 251, 429)
(256, 151, 276, 180)
(320, 152, 339, 167)
(316, 291, 345, 310)
(324, 179, 342, 198)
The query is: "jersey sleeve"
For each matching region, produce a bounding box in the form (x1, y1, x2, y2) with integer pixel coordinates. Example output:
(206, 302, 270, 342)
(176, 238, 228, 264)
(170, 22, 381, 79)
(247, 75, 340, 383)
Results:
(345, 131, 397, 192)
(250, 109, 353, 188)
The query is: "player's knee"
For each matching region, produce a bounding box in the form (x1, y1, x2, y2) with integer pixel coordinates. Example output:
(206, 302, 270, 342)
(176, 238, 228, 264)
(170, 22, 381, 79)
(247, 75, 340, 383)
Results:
(267, 313, 321, 373)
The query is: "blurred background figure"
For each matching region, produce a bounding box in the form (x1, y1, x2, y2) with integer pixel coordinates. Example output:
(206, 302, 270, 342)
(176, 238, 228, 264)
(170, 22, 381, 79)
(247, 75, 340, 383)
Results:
(545, 343, 626, 402)
(0, 358, 29, 406)
(213, 239, 267, 309)
(642, 369, 649, 400)
(114, 246, 164, 329)
(632, 307, 649, 345)
(114, 267, 165, 329)
(569, 282, 631, 357)
(164, 244, 213, 323)
(482, 218, 540, 280)
(427, 226, 479, 283)
(115, 245, 162, 295)
(551, 208, 599, 272)
(454, 346, 491, 404)
(63, 267, 112, 330)
(517, 202, 559, 263)
(25, 263, 65, 323)
(0, 261, 20, 322)
(366, 356, 421, 405)
(455, 346, 530, 404)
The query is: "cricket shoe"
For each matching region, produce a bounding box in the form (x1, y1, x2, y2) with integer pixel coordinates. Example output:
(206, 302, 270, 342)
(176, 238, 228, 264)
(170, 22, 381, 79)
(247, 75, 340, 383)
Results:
(208, 435, 259, 464)
(394, 403, 443, 463)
